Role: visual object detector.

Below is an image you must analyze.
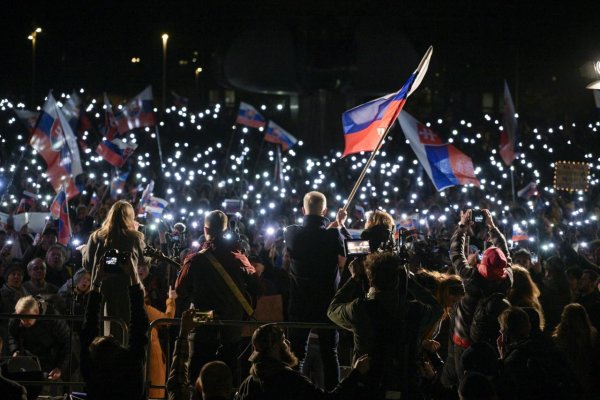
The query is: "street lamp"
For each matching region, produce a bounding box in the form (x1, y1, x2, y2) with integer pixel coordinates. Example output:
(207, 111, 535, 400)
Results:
(161, 33, 169, 111)
(28, 27, 42, 104)
(195, 67, 203, 93)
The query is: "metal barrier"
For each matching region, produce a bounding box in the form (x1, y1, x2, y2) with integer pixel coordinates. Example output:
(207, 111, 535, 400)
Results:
(145, 318, 337, 399)
(0, 313, 128, 389)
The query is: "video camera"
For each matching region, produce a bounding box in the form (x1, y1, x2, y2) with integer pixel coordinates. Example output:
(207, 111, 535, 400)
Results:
(103, 249, 131, 273)
(344, 239, 371, 258)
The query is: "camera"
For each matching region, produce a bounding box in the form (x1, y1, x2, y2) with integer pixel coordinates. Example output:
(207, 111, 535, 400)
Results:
(471, 209, 484, 224)
(344, 239, 371, 257)
(191, 309, 214, 324)
(103, 249, 131, 273)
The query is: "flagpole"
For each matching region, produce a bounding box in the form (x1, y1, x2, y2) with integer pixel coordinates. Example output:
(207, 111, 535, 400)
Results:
(510, 167, 516, 203)
(155, 125, 165, 172)
(1, 109, 43, 205)
(343, 124, 393, 212)
(253, 138, 266, 174)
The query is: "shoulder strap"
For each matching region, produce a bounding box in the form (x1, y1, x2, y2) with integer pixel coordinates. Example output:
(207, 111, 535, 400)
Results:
(201, 249, 254, 317)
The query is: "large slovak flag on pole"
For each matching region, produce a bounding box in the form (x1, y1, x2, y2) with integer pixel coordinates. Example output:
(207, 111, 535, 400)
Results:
(115, 86, 157, 134)
(341, 46, 433, 157)
(29, 92, 82, 199)
(236, 102, 266, 128)
(500, 80, 518, 166)
(399, 111, 480, 191)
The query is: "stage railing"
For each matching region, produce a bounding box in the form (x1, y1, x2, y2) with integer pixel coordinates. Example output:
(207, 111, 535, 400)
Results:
(145, 318, 337, 399)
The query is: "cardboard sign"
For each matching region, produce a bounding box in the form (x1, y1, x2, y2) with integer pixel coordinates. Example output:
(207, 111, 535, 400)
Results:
(554, 161, 590, 192)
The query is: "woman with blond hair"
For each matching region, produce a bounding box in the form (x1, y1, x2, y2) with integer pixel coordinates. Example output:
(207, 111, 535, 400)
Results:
(361, 210, 395, 252)
(553, 303, 599, 398)
(507, 265, 545, 330)
(82, 200, 146, 341)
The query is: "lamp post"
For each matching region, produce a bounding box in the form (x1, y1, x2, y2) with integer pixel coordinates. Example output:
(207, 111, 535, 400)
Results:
(161, 33, 169, 112)
(28, 27, 42, 104)
(195, 67, 202, 94)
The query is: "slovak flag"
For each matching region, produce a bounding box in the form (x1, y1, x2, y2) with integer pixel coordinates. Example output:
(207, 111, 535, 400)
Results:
(236, 102, 266, 128)
(500, 80, 518, 166)
(341, 46, 433, 157)
(50, 188, 71, 246)
(264, 121, 298, 151)
(103, 93, 120, 140)
(96, 138, 138, 168)
(29, 92, 83, 200)
(110, 168, 131, 198)
(512, 225, 528, 242)
(145, 196, 169, 218)
(14, 109, 40, 133)
(16, 191, 38, 214)
(399, 111, 480, 191)
(115, 86, 157, 134)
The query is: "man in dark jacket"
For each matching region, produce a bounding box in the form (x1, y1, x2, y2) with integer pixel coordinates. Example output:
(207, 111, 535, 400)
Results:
(80, 254, 148, 400)
(167, 309, 233, 400)
(328, 252, 443, 399)
(9, 295, 69, 381)
(236, 323, 369, 400)
(175, 210, 260, 382)
(577, 269, 600, 329)
(496, 307, 580, 400)
(283, 191, 350, 390)
(442, 209, 513, 389)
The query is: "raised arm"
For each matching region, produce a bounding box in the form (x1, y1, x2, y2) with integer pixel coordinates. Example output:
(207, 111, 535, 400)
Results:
(450, 210, 474, 279)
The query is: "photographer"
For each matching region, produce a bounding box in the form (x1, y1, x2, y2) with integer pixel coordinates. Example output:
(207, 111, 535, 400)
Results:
(442, 209, 512, 389)
(80, 252, 148, 400)
(327, 252, 443, 399)
(82, 200, 145, 342)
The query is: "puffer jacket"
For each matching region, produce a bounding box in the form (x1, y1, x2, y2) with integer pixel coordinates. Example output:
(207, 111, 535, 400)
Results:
(450, 225, 513, 348)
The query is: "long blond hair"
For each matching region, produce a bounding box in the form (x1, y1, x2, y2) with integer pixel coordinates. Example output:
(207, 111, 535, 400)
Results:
(93, 200, 142, 246)
(508, 265, 545, 330)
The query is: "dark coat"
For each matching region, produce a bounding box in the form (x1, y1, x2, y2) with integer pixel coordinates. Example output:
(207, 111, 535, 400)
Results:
(328, 278, 443, 399)
(284, 215, 350, 321)
(235, 356, 362, 400)
(8, 299, 70, 372)
(80, 285, 149, 400)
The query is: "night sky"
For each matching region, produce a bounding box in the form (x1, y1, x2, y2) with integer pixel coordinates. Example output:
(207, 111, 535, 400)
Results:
(2, 1, 600, 132)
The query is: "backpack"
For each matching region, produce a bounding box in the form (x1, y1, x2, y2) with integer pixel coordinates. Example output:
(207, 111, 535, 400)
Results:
(470, 292, 510, 346)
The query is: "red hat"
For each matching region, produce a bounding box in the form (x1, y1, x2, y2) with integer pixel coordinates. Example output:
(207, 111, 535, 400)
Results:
(477, 247, 508, 281)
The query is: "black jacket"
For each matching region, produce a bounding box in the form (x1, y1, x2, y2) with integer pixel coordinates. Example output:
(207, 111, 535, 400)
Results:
(450, 226, 512, 347)
(8, 299, 70, 372)
(235, 356, 362, 400)
(497, 335, 581, 400)
(80, 284, 149, 400)
(284, 215, 350, 321)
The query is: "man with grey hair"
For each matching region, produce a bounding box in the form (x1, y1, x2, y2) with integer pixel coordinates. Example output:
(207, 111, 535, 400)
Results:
(23, 258, 58, 296)
(283, 191, 350, 390)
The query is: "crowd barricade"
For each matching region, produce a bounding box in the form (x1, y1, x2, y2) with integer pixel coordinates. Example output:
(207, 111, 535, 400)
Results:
(0, 313, 128, 389)
(146, 318, 338, 399)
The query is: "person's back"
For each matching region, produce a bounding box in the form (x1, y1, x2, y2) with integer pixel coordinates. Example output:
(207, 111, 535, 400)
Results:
(285, 216, 345, 317)
(80, 255, 149, 400)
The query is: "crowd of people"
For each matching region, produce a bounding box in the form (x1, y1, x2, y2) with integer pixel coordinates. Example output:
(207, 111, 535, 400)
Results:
(0, 189, 599, 399)
(0, 94, 599, 399)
